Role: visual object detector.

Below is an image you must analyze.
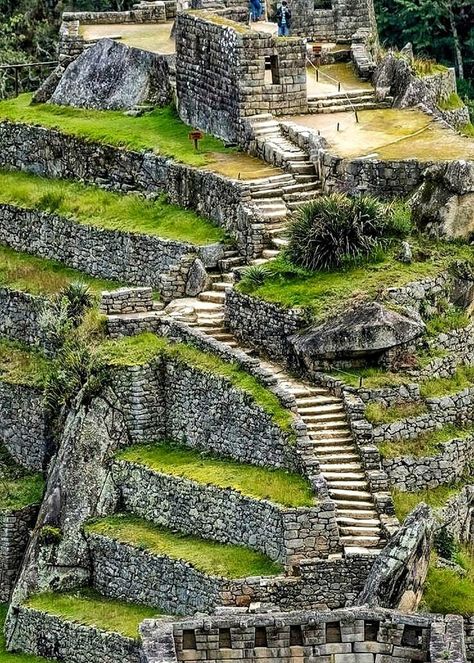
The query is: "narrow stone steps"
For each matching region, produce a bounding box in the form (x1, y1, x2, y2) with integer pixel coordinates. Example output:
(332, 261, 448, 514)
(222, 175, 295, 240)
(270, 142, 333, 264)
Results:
(288, 162, 317, 175)
(298, 404, 344, 414)
(319, 463, 363, 472)
(330, 479, 369, 489)
(315, 453, 360, 462)
(304, 422, 350, 432)
(308, 434, 354, 443)
(340, 525, 381, 536)
(308, 88, 376, 101)
(262, 249, 280, 259)
(337, 509, 379, 520)
(330, 488, 373, 500)
(300, 412, 347, 422)
(212, 282, 233, 292)
(323, 471, 366, 481)
(340, 535, 382, 547)
(309, 93, 376, 107)
(294, 395, 341, 406)
(249, 187, 284, 199)
(308, 101, 391, 114)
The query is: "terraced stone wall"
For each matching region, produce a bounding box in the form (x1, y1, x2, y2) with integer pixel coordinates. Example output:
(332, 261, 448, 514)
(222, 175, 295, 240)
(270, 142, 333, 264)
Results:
(0, 122, 265, 259)
(111, 358, 300, 470)
(62, 7, 168, 23)
(5, 607, 143, 663)
(382, 435, 474, 492)
(113, 460, 338, 563)
(0, 505, 38, 601)
(0, 382, 50, 471)
(437, 484, 473, 542)
(290, 0, 377, 43)
(175, 13, 307, 144)
(225, 289, 309, 361)
(141, 608, 466, 663)
(0, 288, 53, 351)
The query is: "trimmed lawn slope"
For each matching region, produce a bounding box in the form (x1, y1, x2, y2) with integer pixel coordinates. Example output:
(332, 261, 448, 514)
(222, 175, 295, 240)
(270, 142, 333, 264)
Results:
(379, 425, 474, 459)
(0, 444, 45, 511)
(391, 480, 472, 521)
(26, 590, 160, 640)
(0, 170, 225, 246)
(87, 514, 283, 578)
(423, 547, 474, 615)
(0, 340, 50, 387)
(117, 441, 313, 508)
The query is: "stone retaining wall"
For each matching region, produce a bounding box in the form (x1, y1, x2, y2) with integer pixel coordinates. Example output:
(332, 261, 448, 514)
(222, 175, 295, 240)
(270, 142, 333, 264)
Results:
(0, 504, 38, 601)
(437, 484, 473, 543)
(0, 287, 52, 351)
(225, 289, 309, 360)
(141, 607, 464, 663)
(62, 6, 168, 23)
(0, 122, 266, 259)
(0, 382, 50, 472)
(289, 0, 377, 42)
(113, 460, 339, 564)
(0, 203, 221, 302)
(382, 435, 474, 492)
(111, 356, 301, 471)
(5, 607, 143, 663)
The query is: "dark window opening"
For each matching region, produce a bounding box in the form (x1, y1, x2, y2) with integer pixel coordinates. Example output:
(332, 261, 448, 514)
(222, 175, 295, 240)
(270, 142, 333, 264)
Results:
(365, 621, 380, 642)
(402, 625, 424, 649)
(270, 55, 280, 85)
(255, 626, 268, 648)
(290, 625, 304, 646)
(314, 0, 332, 8)
(219, 628, 232, 649)
(182, 630, 197, 650)
(326, 622, 342, 643)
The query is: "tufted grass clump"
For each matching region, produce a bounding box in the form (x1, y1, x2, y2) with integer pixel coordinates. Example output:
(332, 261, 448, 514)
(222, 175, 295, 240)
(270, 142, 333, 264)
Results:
(285, 194, 410, 272)
(86, 514, 283, 578)
(425, 308, 470, 336)
(117, 441, 313, 507)
(0, 604, 55, 663)
(378, 424, 474, 459)
(0, 169, 225, 246)
(98, 333, 295, 437)
(365, 401, 428, 426)
(25, 590, 161, 640)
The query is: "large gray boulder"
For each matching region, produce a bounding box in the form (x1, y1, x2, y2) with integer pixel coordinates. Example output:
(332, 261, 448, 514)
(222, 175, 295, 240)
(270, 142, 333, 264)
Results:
(291, 301, 424, 360)
(51, 38, 172, 110)
(411, 160, 474, 239)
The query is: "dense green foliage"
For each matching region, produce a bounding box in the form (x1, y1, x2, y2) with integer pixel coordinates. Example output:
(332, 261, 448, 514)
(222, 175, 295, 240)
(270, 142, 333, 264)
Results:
(87, 514, 283, 577)
(117, 440, 313, 507)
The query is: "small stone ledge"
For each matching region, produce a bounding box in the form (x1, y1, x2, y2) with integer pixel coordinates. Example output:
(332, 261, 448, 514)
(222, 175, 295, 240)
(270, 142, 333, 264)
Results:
(113, 460, 340, 564)
(0, 504, 39, 602)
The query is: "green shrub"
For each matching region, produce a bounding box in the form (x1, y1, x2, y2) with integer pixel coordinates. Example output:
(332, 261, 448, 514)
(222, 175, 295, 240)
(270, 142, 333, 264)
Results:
(240, 264, 272, 289)
(286, 193, 408, 272)
(434, 526, 457, 561)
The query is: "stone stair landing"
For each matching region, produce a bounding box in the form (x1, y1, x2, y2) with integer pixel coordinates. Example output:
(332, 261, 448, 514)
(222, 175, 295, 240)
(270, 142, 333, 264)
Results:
(308, 89, 393, 114)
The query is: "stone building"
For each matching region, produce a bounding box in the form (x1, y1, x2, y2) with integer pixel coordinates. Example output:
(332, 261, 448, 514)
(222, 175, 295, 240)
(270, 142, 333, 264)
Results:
(289, 0, 378, 42)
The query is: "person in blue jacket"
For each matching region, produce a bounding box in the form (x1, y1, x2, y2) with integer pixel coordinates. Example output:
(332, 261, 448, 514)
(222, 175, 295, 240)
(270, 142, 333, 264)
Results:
(276, 0, 291, 35)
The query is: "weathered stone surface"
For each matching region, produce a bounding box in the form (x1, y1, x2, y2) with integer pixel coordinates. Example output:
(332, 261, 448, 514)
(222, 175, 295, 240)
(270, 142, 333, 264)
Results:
(411, 161, 474, 239)
(51, 38, 172, 110)
(291, 302, 425, 360)
(355, 503, 435, 610)
(185, 258, 209, 297)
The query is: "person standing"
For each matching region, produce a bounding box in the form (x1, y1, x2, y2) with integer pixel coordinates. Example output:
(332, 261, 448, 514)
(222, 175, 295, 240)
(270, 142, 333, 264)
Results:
(250, 0, 262, 21)
(276, 0, 291, 36)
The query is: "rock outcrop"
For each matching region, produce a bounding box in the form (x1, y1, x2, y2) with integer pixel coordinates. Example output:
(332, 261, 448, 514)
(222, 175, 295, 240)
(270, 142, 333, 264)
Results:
(50, 38, 172, 110)
(355, 503, 435, 611)
(411, 161, 474, 239)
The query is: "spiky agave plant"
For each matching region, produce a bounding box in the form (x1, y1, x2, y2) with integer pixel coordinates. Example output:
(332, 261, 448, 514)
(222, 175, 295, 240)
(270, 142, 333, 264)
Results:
(286, 193, 397, 272)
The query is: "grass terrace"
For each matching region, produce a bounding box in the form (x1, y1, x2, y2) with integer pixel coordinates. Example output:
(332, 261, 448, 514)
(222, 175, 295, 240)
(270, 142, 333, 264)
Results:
(87, 514, 283, 577)
(0, 444, 44, 511)
(0, 604, 54, 663)
(419, 364, 474, 398)
(0, 339, 50, 387)
(423, 547, 474, 615)
(25, 590, 160, 640)
(0, 171, 226, 246)
(0, 245, 120, 296)
(426, 309, 470, 336)
(117, 441, 313, 508)
(365, 401, 428, 426)
(0, 95, 230, 167)
(98, 333, 295, 436)
(378, 424, 474, 459)
(237, 240, 474, 320)
(391, 479, 472, 521)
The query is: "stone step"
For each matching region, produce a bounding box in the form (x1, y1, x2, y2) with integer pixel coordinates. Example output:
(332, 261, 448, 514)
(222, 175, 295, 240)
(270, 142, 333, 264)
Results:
(262, 249, 280, 259)
(305, 422, 350, 432)
(198, 291, 227, 304)
(284, 190, 322, 203)
(340, 525, 381, 536)
(245, 174, 295, 189)
(337, 508, 379, 519)
(282, 181, 321, 194)
(197, 326, 226, 335)
(300, 412, 347, 422)
(344, 545, 383, 555)
(314, 452, 360, 462)
(295, 395, 340, 406)
(298, 404, 344, 415)
(250, 187, 284, 199)
(294, 174, 319, 183)
(288, 161, 317, 175)
(329, 480, 369, 489)
(340, 535, 381, 547)
(308, 434, 354, 444)
(212, 282, 233, 292)
(219, 257, 245, 270)
(337, 516, 380, 526)
(330, 488, 373, 500)
(309, 93, 376, 107)
(308, 101, 391, 114)
(260, 208, 288, 219)
(287, 385, 329, 396)
(308, 88, 376, 101)
(319, 463, 363, 472)
(271, 237, 289, 249)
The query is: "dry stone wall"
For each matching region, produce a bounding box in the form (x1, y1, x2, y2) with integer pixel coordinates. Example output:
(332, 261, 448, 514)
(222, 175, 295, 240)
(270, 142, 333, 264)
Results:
(0, 121, 266, 259)
(0, 505, 38, 602)
(0, 382, 50, 472)
(0, 288, 53, 351)
(437, 484, 473, 543)
(0, 203, 209, 301)
(62, 7, 168, 23)
(113, 460, 338, 563)
(175, 13, 307, 144)
(290, 0, 377, 42)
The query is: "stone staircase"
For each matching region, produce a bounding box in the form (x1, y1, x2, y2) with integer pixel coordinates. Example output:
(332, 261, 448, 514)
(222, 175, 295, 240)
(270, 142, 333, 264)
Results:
(243, 115, 323, 253)
(307, 89, 393, 114)
(163, 273, 385, 553)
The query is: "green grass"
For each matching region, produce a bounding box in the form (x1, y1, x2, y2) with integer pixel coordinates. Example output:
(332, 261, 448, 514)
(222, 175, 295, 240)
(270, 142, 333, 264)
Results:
(0, 340, 51, 387)
(117, 441, 313, 507)
(0, 170, 225, 246)
(391, 480, 471, 521)
(426, 308, 470, 336)
(365, 401, 428, 426)
(420, 364, 474, 398)
(0, 95, 231, 167)
(460, 123, 474, 137)
(0, 245, 120, 296)
(423, 547, 474, 615)
(379, 424, 474, 459)
(437, 92, 464, 111)
(98, 333, 295, 436)
(237, 240, 474, 320)
(86, 514, 283, 578)
(0, 604, 55, 663)
(412, 57, 448, 77)
(25, 590, 160, 640)
(0, 474, 44, 511)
